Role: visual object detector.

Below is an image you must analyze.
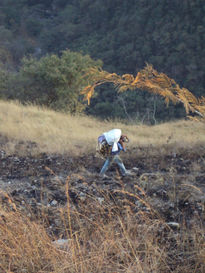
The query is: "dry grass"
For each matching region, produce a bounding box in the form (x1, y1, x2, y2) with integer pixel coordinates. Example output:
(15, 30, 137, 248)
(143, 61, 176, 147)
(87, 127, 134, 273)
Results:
(0, 100, 205, 156)
(0, 189, 204, 273)
(0, 100, 205, 272)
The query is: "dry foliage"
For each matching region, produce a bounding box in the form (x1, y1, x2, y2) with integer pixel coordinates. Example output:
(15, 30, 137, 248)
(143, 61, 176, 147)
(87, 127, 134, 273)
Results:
(0, 187, 204, 273)
(81, 64, 205, 120)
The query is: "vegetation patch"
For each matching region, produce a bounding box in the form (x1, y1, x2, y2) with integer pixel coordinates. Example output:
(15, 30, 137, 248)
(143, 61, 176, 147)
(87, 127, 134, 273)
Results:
(0, 102, 204, 272)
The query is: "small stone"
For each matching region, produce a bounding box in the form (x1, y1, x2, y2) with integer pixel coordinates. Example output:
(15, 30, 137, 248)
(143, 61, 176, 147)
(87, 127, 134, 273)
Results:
(51, 200, 58, 206)
(167, 222, 180, 228)
(52, 239, 71, 251)
(97, 197, 104, 204)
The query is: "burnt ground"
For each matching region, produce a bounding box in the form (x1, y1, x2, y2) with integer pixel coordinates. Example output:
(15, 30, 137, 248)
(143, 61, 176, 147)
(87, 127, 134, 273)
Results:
(0, 135, 204, 273)
(0, 136, 204, 235)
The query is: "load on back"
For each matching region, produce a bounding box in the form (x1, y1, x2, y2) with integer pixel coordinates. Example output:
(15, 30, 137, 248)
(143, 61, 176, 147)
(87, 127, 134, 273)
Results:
(97, 129, 122, 158)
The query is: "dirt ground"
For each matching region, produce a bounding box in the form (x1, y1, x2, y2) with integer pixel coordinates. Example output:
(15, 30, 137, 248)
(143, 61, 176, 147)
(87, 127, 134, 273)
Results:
(0, 135, 204, 235)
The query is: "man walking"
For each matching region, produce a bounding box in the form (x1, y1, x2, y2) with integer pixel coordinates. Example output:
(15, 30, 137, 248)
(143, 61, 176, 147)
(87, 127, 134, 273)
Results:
(98, 129, 134, 178)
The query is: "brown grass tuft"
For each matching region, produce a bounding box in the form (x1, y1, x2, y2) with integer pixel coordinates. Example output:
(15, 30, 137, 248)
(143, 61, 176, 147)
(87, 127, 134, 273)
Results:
(0, 192, 204, 273)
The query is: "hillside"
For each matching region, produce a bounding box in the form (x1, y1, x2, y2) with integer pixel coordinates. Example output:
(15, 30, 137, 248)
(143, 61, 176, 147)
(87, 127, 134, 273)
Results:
(1, 0, 205, 121)
(0, 101, 204, 272)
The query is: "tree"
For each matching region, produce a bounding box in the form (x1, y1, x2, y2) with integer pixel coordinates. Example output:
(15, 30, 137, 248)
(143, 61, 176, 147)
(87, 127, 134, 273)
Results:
(82, 64, 205, 122)
(18, 49, 103, 113)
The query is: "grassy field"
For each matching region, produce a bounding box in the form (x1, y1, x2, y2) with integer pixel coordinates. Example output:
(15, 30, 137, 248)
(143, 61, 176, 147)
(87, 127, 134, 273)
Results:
(0, 100, 204, 273)
(0, 100, 205, 155)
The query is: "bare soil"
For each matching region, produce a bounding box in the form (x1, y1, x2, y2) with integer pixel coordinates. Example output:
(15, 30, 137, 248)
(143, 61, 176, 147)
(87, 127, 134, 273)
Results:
(0, 135, 205, 272)
(0, 135, 204, 232)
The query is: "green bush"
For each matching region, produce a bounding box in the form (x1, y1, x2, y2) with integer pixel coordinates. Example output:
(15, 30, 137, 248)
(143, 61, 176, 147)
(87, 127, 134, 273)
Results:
(18, 50, 102, 113)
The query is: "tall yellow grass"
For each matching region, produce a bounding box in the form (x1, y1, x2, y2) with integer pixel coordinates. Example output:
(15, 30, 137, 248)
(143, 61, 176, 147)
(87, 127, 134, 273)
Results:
(0, 191, 204, 273)
(0, 100, 205, 155)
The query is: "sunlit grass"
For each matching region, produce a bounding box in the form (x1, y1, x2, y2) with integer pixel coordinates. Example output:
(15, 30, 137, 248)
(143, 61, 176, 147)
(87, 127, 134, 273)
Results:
(0, 100, 205, 155)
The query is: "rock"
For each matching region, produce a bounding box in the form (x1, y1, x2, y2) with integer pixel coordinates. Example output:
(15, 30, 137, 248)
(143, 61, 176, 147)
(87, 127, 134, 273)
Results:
(52, 239, 71, 251)
(132, 167, 139, 172)
(51, 200, 58, 206)
(97, 197, 104, 204)
(167, 222, 180, 228)
(79, 192, 86, 201)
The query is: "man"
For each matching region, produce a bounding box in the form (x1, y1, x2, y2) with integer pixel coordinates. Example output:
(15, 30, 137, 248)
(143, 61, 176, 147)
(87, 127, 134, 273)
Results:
(98, 129, 134, 178)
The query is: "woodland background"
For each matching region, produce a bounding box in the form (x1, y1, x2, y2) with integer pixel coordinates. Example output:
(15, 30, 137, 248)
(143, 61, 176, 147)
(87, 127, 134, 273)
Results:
(0, 0, 204, 123)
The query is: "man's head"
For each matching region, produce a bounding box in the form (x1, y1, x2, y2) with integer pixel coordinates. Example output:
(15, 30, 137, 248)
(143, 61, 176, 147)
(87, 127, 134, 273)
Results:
(120, 135, 129, 143)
